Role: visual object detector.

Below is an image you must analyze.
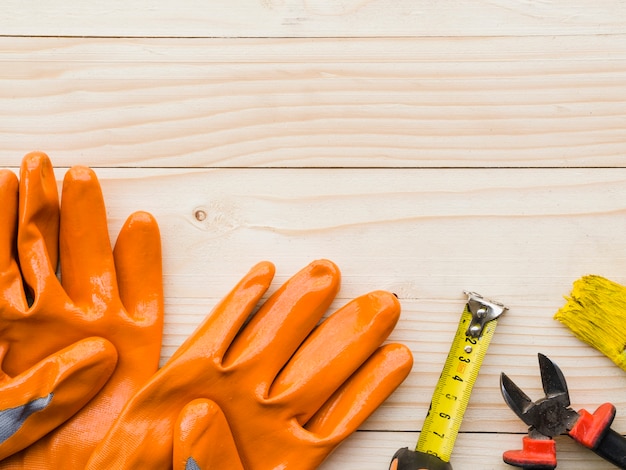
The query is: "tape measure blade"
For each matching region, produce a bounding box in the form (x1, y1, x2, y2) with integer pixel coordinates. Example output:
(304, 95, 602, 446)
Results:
(416, 305, 499, 462)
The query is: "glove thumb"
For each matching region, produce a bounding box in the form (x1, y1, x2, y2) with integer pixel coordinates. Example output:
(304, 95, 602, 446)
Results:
(0, 337, 117, 460)
(174, 399, 244, 470)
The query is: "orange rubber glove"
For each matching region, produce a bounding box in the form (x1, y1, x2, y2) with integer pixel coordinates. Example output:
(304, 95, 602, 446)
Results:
(88, 259, 413, 469)
(0, 153, 164, 468)
(0, 337, 117, 460)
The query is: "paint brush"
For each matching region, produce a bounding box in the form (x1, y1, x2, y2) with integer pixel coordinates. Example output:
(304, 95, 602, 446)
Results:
(555, 275, 626, 371)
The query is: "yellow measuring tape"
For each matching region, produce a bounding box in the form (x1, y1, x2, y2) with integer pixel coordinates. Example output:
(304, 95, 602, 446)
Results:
(416, 292, 507, 463)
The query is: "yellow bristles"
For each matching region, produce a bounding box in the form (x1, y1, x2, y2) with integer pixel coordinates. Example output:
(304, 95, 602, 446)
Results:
(555, 275, 626, 371)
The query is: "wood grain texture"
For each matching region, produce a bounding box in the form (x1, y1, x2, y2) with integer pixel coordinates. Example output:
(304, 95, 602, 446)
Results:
(3, 0, 626, 468)
(2, 35, 626, 167)
(1, 0, 625, 38)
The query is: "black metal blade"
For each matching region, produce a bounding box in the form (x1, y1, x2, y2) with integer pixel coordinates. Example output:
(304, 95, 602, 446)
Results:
(500, 372, 536, 426)
(538, 353, 570, 407)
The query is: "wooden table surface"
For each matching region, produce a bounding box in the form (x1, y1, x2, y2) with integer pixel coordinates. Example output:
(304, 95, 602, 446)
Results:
(3, 2, 626, 468)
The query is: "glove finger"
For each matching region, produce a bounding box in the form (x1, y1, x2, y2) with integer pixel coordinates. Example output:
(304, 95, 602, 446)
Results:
(305, 343, 413, 441)
(0, 170, 26, 311)
(0, 337, 117, 460)
(59, 166, 118, 306)
(17, 152, 60, 299)
(222, 259, 340, 378)
(113, 211, 163, 325)
(174, 399, 244, 470)
(167, 261, 275, 364)
(270, 290, 401, 422)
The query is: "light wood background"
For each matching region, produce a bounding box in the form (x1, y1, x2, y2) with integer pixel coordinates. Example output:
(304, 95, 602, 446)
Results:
(3, 2, 626, 468)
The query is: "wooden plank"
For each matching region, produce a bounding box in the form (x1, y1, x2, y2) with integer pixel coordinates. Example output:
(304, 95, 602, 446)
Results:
(2, 36, 626, 168)
(5, 165, 626, 426)
(2, 165, 620, 431)
(1, 0, 625, 38)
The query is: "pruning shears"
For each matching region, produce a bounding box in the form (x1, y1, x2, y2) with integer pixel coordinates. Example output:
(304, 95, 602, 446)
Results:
(500, 353, 626, 469)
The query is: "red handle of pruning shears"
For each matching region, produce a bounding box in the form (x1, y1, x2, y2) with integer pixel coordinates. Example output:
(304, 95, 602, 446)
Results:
(569, 404, 626, 469)
(502, 437, 557, 470)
